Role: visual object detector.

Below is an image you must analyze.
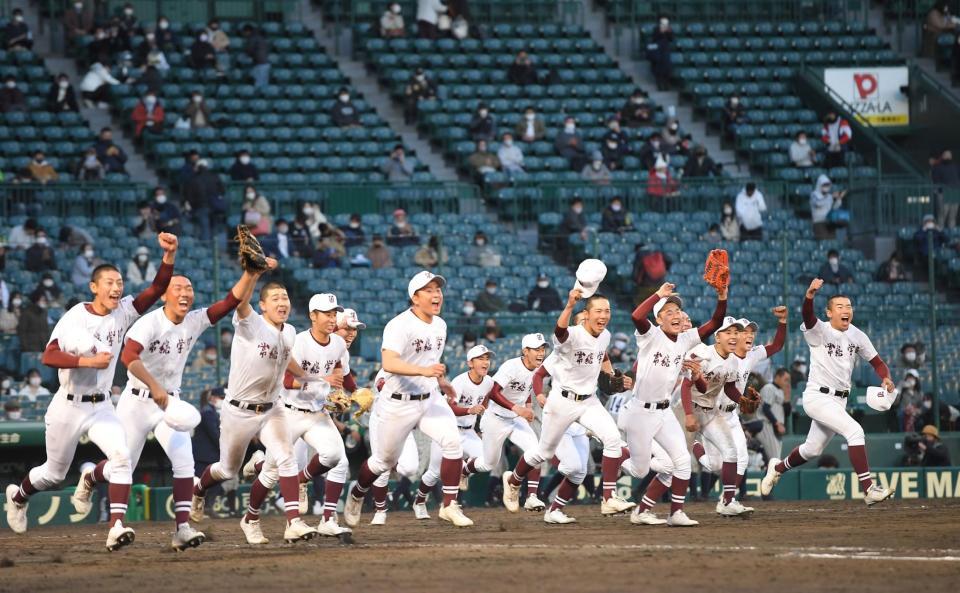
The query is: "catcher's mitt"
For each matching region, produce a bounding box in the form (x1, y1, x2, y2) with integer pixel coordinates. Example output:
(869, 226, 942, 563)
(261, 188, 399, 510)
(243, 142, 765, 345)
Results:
(738, 386, 762, 415)
(350, 388, 375, 420)
(702, 248, 730, 290)
(598, 369, 627, 395)
(235, 224, 269, 273)
(324, 389, 351, 414)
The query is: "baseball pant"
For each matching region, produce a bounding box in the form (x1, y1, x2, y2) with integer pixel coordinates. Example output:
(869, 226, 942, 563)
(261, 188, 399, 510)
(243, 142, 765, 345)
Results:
(367, 393, 461, 476)
(619, 404, 691, 480)
(621, 441, 674, 485)
(559, 427, 590, 483)
(757, 420, 782, 461)
(474, 412, 540, 473)
(700, 411, 747, 474)
(115, 391, 194, 479)
(208, 403, 296, 481)
(28, 395, 132, 490)
(797, 389, 865, 459)
(258, 407, 344, 489)
(420, 428, 482, 487)
(694, 406, 738, 471)
(294, 437, 351, 484)
(371, 412, 421, 488)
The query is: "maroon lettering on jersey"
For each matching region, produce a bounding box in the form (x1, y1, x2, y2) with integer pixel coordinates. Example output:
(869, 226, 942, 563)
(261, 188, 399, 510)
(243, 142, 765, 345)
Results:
(507, 379, 526, 392)
(258, 342, 271, 357)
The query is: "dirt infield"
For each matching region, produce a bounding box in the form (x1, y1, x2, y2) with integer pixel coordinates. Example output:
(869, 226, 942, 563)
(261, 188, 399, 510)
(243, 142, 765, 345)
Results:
(1, 499, 958, 593)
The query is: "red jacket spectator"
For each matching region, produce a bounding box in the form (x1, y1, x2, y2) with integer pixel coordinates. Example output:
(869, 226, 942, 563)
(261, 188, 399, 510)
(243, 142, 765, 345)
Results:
(820, 114, 852, 148)
(646, 164, 679, 197)
(131, 96, 165, 137)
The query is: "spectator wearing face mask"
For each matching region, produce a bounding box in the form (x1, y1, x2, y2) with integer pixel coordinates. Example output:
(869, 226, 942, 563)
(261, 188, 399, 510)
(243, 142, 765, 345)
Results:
(601, 118, 629, 170)
(918, 425, 951, 466)
(475, 279, 506, 313)
(467, 139, 500, 180)
(94, 127, 128, 173)
(46, 73, 79, 113)
(621, 89, 653, 127)
(190, 31, 217, 70)
(3, 400, 25, 422)
(897, 369, 924, 432)
(582, 151, 612, 184)
(0, 75, 26, 113)
(817, 249, 854, 285)
(820, 111, 852, 169)
(381, 3, 406, 37)
(192, 343, 220, 371)
(125, 245, 157, 285)
(682, 145, 718, 178)
(562, 197, 588, 239)
(288, 215, 313, 258)
(638, 132, 668, 171)
(184, 91, 213, 129)
(17, 369, 50, 402)
(482, 318, 501, 343)
(601, 196, 632, 233)
(27, 151, 58, 184)
(403, 68, 436, 124)
(460, 330, 478, 350)
(77, 146, 105, 181)
(242, 24, 271, 88)
(205, 19, 231, 71)
(703, 223, 722, 243)
(607, 332, 631, 364)
(331, 87, 362, 128)
(388, 208, 419, 246)
(312, 224, 347, 268)
(4, 8, 33, 51)
(646, 156, 679, 197)
(71, 243, 101, 287)
(131, 92, 165, 138)
(648, 16, 673, 90)
(465, 231, 501, 267)
(17, 292, 50, 353)
(789, 131, 816, 168)
(25, 231, 56, 272)
(0, 375, 14, 398)
(719, 201, 740, 242)
(735, 182, 766, 241)
(339, 213, 366, 247)
(914, 213, 947, 260)
(875, 252, 908, 283)
(366, 234, 393, 269)
(184, 159, 225, 238)
(64, 1, 94, 47)
(723, 95, 746, 136)
(515, 106, 545, 142)
(661, 118, 681, 152)
(32, 273, 62, 308)
(900, 342, 924, 370)
(152, 187, 182, 235)
(414, 234, 448, 268)
(526, 274, 562, 312)
(810, 174, 845, 240)
(264, 219, 293, 259)
(508, 50, 538, 86)
(497, 132, 524, 175)
(133, 200, 158, 238)
(79, 61, 119, 108)
(0, 291, 22, 334)
(381, 144, 416, 182)
(229, 150, 259, 181)
(241, 188, 272, 237)
(468, 103, 496, 142)
(555, 117, 588, 171)
(154, 15, 178, 50)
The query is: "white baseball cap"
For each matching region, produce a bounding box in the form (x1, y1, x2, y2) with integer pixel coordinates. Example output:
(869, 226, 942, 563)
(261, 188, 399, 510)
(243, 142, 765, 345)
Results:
(309, 293, 344, 312)
(653, 295, 683, 319)
(466, 344, 492, 361)
(715, 316, 745, 334)
(407, 270, 446, 299)
(865, 386, 896, 411)
(337, 308, 366, 330)
(573, 259, 607, 298)
(522, 333, 548, 349)
(737, 317, 759, 332)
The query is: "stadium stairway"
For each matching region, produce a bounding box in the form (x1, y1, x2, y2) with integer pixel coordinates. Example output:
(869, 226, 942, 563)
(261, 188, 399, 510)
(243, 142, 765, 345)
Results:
(873, 0, 959, 94)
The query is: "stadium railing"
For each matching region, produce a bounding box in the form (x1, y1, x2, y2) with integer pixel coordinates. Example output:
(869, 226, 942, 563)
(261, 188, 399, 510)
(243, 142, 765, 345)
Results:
(0, 181, 151, 218)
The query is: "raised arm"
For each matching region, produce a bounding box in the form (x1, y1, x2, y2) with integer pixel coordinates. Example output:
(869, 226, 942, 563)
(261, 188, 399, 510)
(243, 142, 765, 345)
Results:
(633, 283, 675, 334)
(802, 278, 824, 330)
(205, 269, 260, 324)
(697, 285, 728, 339)
(236, 258, 278, 320)
(765, 306, 788, 357)
(132, 232, 178, 314)
(120, 338, 170, 409)
(554, 288, 582, 344)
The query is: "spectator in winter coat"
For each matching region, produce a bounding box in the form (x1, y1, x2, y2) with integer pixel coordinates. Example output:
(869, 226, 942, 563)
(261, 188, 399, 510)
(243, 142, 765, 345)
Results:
(601, 118, 629, 171)
(331, 87, 362, 127)
(228, 150, 259, 181)
(601, 196, 632, 233)
(527, 274, 563, 312)
(467, 140, 501, 179)
(381, 3, 406, 37)
(94, 127, 128, 173)
(189, 32, 217, 70)
(46, 74, 79, 113)
(64, 2, 95, 47)
(646, 157, 679, 197)
(27, 151, 58, 184)
(720, 201, 740, 241)
(79, 61, 119, 108)
(820, 111, 852, 169)
(497, 133, 524, 174)
(0, 75, 26, 113)
(810, 174, 846, 239)
(817, 249, 854, 285)
(3, 9, 33, 51)
(508, 50, 538, 86)
(621, 88, 654, 127)
(417, 0, 447, 39)
(555, 117, 588, 171)
(514, 106, 546, 142)
(582, 151, 612, 185)
(242, 25, 270, 88)
(130, 92, 165, 138)
(469, 103, 496, 142)
(682, 145, 718, 177)
(649, 17, 674, 89)
(184, 91, 213, 128)
(789, 131, 816, 168)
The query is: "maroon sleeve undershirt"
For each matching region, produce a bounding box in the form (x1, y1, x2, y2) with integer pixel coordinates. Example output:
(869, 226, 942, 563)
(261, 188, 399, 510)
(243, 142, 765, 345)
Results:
(489, 382, 517, 410)
(42, 339, 80, 369)
(869, 355, 890, 380)
(554, 325, 569, 343)
(680, 378, 694, 415)
(764, 323, 787, 358)
(802, 296, 817, 330)
(631, 293, 659, 334)
(531, 365, 550, 396)
(447, 398, 471, 416)
(723, 381, 742, 402)
(133, 261, 174, 314)
(697, 298, 727, 340)
(206, 291, 242, 324)
(343, 372, 358, 393)
(283, 371, 296, 389)
(694, 376, 708, 392)
(120, 338, 144, 367)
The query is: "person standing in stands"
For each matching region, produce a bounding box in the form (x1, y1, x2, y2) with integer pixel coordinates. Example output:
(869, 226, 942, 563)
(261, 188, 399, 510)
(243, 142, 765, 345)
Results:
(648, 16, 674, 90)
(810, 175, 845, 240)
(242, 25, 271, 88)
(417, 0, 447, 39)
(820, 111, 852, 169)
(735, 182, 766, 241)
(64, 1, 94, 49)
(404, 68, 436, 124)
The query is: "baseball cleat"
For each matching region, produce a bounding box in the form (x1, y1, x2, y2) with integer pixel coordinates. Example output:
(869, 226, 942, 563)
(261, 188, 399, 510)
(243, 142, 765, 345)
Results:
(543, 508, 577, 524)
(283, 518, 318, 543)
(370, 510, 388, 526)
(343, 494, 362, 528)
(523, 493, 547, 512)
(666, 510, 699, 527)
(412, 502, 430, 520)
(716, 499, 753, 517)
(864, 484, 893, 506)
(105, 520, 136, 551)
(501, 471, 520, 512)
(241, 450, 265, 481)
(189, 477, 206, 523)
(318, 516, 353, 536)
(240, 517, 269, 544)
(600, 495, 636, 515)
(760, 458, 781, 496)
(70, 470, 95, 515)
(630, 508, 667, 525)
(5, 484, 28, 534)
(438, 501, 473, 527)
(171, 523, 206, 551)
(298, 482, 309, 515)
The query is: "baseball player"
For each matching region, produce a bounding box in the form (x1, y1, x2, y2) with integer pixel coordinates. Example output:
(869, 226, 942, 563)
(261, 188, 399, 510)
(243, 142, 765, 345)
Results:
(761, 279, 895, 505)
(412, 345, 493, 515)
(459, 334, 550, 512)
(71, 266, 262, 550)
(501, 289, 636, 524)
(343, 271, 473, 528)
(618, 280, 727, 527)
(4, 233, 179, 550)
(755, 368, 791, 462)
(189, 276, 319, 544)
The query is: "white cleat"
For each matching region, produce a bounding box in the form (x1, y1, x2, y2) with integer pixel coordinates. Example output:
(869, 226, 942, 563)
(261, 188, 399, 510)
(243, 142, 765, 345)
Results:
(70, 470, 95, 515)
(864, 484, 893, 506)
(241, 450, 265, 481)
(240, 517, 269, 544)
(760, 458, 782, 496)
(666, 510, 699, 527)
(600, 495, 636, 515)
(283, 517, 318, 543)
(523, 493, 547, 512)
(298, 482, 309, 516)
(317, 516, 353, 535)
(343, 493, 362, 528)
(105, 520, 136, 551)
(438, 501, 474, 527)
(716, 499, 753, 517)
(171, 523, 206, 551)
(370, 510, 388, 526)
(501, 471, 520, 512)
(412, 502, 430, 520)
(189, 477, 206, 523)
(630, 508, 667, 525)
(543, 508, 577, 524)
(5, 484, 28, 534)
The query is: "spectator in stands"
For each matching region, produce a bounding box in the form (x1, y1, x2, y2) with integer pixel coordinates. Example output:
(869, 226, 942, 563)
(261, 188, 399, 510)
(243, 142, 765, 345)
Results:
(735, 182, 766, 241)
(86, 26, 113, 64)
(818, 249, 854, 285)
(154, 15, 177, 50)
(662, 119, 681, 153)
(388, 208, 420, 246)
(789, 131, 816, 168)
(562, 197, 588, 239)
(875, 251, 908, 282)
(555, 116, 588, 171)
(192, 343, 219, 371)
(897, 369, 924, 432)
(242, 24, 271, 88)
(820, 111, 852, 169)
(184, 91, 213, 129)
(311, 224, 347, 268)
(27, 151, 58, 184)
(8, 218, 37, 250)
(497, 132, 525, 175)
(33, 273, 62, 308)
(914, 214, 948, 260)
(810, 174, 845, 240)
(64, 2, 94, 47)
(138, 64, 163, 96)
(132, 200, 158, 238)
(340, 213, 365, 247)
(923, 1, 958, 57)
(331, 87, 362, 127)
(469, 103, 496, 142)
(931, 149, 959, 228)
(467, 139, 500, 180)
(17, 291, 48, 353)
(601, 196, 632, 233)
(702, 223, 722, 243)
(287, 215, 312, 258)
(482, 318, 501, 343)
(219, 328, 233, 359)
(126, 246, 157, 285)
(582, 151, 612, 185)
(621, 88, 654, 127)
(153, 187, 182, 235)
(178, 149, 201, 188)
(682, 145, 718, 178)
(118, 3, 142, 40)
(601, 118, 629, 171)
(723, 95, 746, 134)
(417, 0, 447, 39)
(0, 291, 21, 334)
(241, 188, 273, 237)
(75, 145, 103, 180)
(184, 159, 224, 239)
(60, 224, 93, 251)
(71, 243, 101, 287)
(381, 144, 415, 182)
(646, 156, 679, 198)
(508, 50, 538, 86)
(229, 150, 259, 182)
(46, 73, 79, 113)
(475, 280, 506, 313)
(465, 231, 501, 267)
(206, 19, 231, 71)
(526, 274, 562, 312)
(0, 75, 25, 113)
(403, 68, 436, 124)
(919, 425, 951, 466)
(414, 234, 448, 268)
(80, 61, 119, 108)
(719, 201, 740, 242)
(189, 31, 218, 71)
(515, 106, 545, 143)
(94, 127, 127, 174)
(4, 8, 33, 51)
(638, 132, 668, 171)
(367, 234, 393, 269)
(3, 399, 24, 422)
(381, 3, 406, 37)
(131, 92, 165, 139)
(632, 243, 670, 301)
(648, 16, 674, 90)
(264, 219, 293, 259)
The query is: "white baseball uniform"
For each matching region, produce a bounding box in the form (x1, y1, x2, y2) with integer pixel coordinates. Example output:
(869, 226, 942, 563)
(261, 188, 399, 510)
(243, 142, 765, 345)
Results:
(419, 371, 490, 487)
(473, 357, 540, 474)
(370, 368, 421, 490)
(607, 389, 674, 482)
(685, 343, 741, 472)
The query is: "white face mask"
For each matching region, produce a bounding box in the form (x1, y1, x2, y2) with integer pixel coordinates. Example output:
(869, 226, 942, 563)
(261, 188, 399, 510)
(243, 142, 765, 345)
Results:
(7, 411, 21, 420)
(904, 377, 917, 389)
(611, 203, 622, 212)
(42, 279, 54, 287)
(36, 237, 48, 245)
(156, 194, 167, 204)
(245, 190, 256, 199)
(904, 351, 917, 362)
(828, 257, 839, 268)
(607, 142, 618, 150)
(503, 139, 513, 147)
(75, 2, 83, 10)
(723, 207, 733, 216)
(84, 249, 94, 259)
(59, 80, 69, 89)
(12, 298, 22, 307)
(159, 21, 169, 29)
(303, 206, 313, 215)
(1, 379, 10, 389)
(796, 364, 807, 374)
(145, 96, 156, 105)
(5, 81, 16, 89)
(137, 254, 148, 263)
(240, 155, 251, 165)
(592, 161, 602, 170)
(462, 305, 475, 316)
(391, 4, 401, 13)
(651, 140, 660, 150)
(572, 205, 583, 214)
(277, 226, 288, 235)
(798, 137, 807, 145)
(479, 109, 488, 118)
(475, 238, 485, 246)
(339, 94, 350, 103)
(525, 113, 535, 120)
(537, 280, 549, 288)
(212, 398, 222, 410)
(29, 376, 41, 387)
(485, 287, 497, 295)
(730, 98, 739, 107)
(14, 15, 23, 22)
(564, 124, 575, 133)
(205, 352, 216, 362)
(349, 221, 360, 229)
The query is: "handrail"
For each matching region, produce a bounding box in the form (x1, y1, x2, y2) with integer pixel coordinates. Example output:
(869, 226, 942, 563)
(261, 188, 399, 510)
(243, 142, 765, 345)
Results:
(608, 0, 867, 24)
(910, 62, 960, 113)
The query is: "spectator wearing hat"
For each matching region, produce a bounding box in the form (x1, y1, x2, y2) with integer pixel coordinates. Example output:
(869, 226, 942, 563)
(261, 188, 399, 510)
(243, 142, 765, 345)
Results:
(601, 196, 632, 233)
(526, 274, 562, 312)
(913, 214, 947, 260)
(404, 68, 436, 124)
(581, 151, 612, 185)
(810, 174, 845, 240)
(647, 156, 679, 197)
(387, 208, 419, 246)
(919, 425, 951, 466)
(331, 87, 362, 128)
(475, 279, 506, 313)
(497, 132, 524, 175)
(515, 106, 545, 142)
(126, 246, 157, 285)
(381, 144, 415, 182)
(507, 50, 538, 86)
(735, 182, 766, 241)
(228, 150, 259, 182)
(620, 89, 654, 127)
(469, 103, 496, 142)
(465, 231, 501, 267)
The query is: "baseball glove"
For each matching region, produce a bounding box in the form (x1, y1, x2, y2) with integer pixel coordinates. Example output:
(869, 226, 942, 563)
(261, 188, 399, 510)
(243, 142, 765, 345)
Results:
(235, 224, 269, 273)
(738, 386, 762, 415)
(350, 388, 375, 420)
(324, 389, 351, 414)
(598, 369, 627, 395)
(702, 248, 730, 290)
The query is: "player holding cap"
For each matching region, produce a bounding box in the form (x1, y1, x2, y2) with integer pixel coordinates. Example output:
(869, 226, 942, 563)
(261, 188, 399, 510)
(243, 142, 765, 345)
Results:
(190, 277, 319, 544)
(4, 233, 178, 550)
(343, 271, 474, 527)
(412, 344, 493, 515)
(71, 264, 263, 550)
(761, 279, 895, 505)
(460, 334, 550, 512)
